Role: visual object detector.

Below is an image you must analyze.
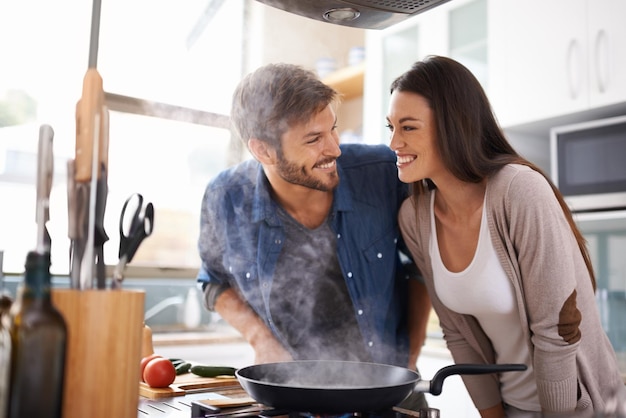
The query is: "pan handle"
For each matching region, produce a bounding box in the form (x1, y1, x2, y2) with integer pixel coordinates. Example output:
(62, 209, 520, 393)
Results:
(424, 363, 527, 396)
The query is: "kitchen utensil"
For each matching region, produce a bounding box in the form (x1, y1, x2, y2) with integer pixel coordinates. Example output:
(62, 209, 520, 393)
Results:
(70, 0, 109, 290)
(35, 124, 54, 254)
(94, 160, 109, 289)
(236, 360, 527, 413)
(112, 193, 154, 288)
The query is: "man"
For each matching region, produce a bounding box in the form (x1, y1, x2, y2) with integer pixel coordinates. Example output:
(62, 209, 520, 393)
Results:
(197, 63, 431, 410)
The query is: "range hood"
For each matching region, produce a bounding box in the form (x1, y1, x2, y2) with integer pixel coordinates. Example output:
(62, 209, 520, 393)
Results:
(254, 0, 452, 29)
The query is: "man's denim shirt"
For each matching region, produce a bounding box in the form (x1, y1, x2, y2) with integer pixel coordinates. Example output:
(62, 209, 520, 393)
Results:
(197, 144, 419, 366)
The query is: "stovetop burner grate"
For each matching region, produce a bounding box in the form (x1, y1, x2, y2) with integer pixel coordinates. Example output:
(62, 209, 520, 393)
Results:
(137, 393, 438, 418)
(189, 401, 438, 418)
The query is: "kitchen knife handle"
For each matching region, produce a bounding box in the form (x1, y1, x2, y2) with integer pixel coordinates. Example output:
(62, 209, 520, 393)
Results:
(36, 124, 54, 219)
(75, 68, 104, 182)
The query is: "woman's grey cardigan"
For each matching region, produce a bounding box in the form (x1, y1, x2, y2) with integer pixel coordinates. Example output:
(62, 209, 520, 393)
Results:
(399, 164, 626, 414)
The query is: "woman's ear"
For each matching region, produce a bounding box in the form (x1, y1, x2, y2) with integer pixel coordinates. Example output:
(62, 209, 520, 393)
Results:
(248, 138, 277, 165)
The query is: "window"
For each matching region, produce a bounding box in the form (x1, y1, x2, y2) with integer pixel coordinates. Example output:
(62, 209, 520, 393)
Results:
(0, 0, 246, 275)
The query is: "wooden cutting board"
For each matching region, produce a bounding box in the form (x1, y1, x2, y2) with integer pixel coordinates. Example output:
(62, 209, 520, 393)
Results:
(139, 372, 241, 399)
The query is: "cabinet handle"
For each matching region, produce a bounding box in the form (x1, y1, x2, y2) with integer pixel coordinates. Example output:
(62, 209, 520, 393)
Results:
(566, 39, 582, 100)
(594, 29, 609, 94)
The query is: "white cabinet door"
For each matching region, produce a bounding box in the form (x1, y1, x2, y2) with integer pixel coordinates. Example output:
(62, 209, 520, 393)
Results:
(497, 0, 588, 127)
(588, 0, 626, 108)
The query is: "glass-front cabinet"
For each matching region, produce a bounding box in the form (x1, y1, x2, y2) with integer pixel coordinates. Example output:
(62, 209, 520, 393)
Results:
(363, 0, 495, 143)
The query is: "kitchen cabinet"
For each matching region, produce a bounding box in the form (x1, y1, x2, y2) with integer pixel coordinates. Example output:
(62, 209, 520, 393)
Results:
(497, 0, 626, 127)
(321, 64, 365, 142)
(322, 63, 365, 101)
(363, 0, 497, 143)
(363, 0, 626, 137)
(588, 0, 626, 108)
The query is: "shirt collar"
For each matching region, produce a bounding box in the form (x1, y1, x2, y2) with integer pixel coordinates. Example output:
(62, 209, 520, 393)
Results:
(332, 161, 354, 214)
(251, 164, 278, 224)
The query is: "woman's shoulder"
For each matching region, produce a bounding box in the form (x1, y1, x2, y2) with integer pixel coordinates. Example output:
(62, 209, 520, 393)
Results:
(490, 163, 551, 196)
(399, 190, 432, 235)
(399, 196, 415, 223)
(487, 164, 558, 222)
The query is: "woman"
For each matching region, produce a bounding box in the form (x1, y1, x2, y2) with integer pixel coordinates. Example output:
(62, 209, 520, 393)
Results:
(388, 55, 626, 418)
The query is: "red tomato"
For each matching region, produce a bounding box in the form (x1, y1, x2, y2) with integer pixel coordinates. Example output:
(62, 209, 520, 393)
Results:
(140, 354, 162, 382)
(143, 357, 176, 388)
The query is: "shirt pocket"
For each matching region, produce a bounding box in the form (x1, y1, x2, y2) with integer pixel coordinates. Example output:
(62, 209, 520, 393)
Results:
(225, 255, 258, 286)
(362, 227, 399, 280)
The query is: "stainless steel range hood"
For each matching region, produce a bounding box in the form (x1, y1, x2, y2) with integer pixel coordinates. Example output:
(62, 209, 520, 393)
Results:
(254, 0, 452, 29)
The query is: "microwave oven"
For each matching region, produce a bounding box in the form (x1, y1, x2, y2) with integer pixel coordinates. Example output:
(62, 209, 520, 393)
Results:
(550, 115, 626, 213)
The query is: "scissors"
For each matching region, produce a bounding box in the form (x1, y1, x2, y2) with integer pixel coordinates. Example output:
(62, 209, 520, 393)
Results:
(112, 193, 154, 288)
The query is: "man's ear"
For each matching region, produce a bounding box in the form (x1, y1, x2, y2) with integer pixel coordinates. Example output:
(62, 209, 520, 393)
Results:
(248, 138, 276, 164)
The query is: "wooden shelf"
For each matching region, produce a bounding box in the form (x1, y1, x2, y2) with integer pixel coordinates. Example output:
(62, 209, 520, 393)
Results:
(322, 62, 365, 101)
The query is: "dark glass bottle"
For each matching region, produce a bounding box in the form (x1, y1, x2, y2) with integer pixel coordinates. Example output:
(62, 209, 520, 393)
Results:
(7, 251, 67, 418)
(0, 288, 12, 418)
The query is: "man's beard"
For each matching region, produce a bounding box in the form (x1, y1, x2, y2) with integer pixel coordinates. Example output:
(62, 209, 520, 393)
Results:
(276, 151, 339, 192)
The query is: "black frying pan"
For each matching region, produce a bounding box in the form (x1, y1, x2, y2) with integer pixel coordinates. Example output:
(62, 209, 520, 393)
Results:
(236, 360, 527, 413)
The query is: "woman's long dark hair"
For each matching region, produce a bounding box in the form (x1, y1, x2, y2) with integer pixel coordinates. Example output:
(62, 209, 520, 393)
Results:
(391, 55, 596, 290)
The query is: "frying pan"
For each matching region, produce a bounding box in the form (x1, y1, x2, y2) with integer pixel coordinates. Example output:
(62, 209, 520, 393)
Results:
(236, 360, 527, 413)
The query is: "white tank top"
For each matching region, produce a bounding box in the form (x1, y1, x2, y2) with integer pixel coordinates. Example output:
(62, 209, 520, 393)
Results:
(429, 191, 541, 411)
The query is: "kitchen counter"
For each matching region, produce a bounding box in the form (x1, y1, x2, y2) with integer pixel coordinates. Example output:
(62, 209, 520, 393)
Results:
(152, 327, 245, 347)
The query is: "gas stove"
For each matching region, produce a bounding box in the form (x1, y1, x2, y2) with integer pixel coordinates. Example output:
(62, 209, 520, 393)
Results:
(189, 401, 437, 418)
(137, 394, 438, 418)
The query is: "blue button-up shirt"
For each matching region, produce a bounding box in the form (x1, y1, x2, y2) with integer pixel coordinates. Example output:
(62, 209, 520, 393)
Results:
(197, 144, 418, 366)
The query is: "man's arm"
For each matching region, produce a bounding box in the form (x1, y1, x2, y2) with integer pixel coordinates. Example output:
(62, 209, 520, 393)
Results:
(407, 279, 431, 370)
(213, 288, 292, 364)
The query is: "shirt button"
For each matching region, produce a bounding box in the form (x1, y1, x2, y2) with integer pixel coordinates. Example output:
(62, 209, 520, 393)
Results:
(275, 239, 281, 244)
(347, 272, 353, 278)
(262, 282, 269, 288)
(377, 252, 382, 259)
(368, 341, 373, 347)
(337, 233, 341, 239)
(229, 266, 233, 273)
(246, 272, 251, 279)
(358, 309, 363, 315)
(394, 238, 398, 244)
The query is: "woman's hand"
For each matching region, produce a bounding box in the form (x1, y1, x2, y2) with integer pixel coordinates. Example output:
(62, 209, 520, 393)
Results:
(480, 404, 505, 418)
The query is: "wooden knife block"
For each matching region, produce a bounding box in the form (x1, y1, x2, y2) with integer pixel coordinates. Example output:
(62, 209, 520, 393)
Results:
(52, 289, 145, 418)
